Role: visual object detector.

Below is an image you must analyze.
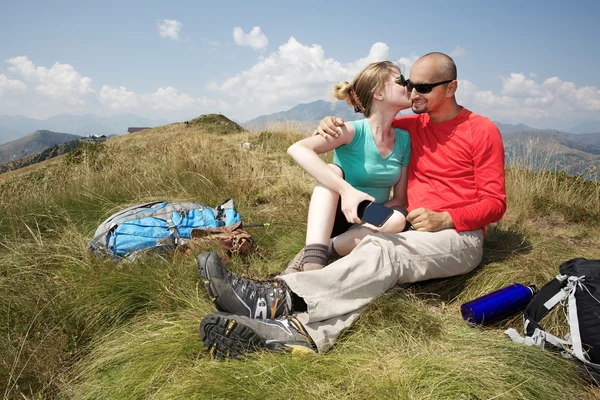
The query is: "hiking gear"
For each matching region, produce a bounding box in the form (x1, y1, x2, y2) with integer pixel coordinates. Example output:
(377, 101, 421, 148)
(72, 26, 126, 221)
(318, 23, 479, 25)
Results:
(462, 283, 536, 325)
(505, 258, 600, 373)
(198, 252, 292, 319)
(189, 223, 257, 263)
(88, 199, 241, 261)
(200, 312, 315, 360)
(303, 243, 329, 266)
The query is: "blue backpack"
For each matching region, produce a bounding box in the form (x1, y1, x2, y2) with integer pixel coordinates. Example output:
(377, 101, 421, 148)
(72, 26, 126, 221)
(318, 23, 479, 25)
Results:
(88, 199, 241, 261)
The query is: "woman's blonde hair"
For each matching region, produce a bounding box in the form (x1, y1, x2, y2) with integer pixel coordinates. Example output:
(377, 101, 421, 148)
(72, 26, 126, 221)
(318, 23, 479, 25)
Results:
(333, 61, 400, 118)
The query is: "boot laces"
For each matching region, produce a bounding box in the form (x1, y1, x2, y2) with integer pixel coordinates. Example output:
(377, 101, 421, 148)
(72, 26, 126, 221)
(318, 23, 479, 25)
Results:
(228, 271, 292, 315)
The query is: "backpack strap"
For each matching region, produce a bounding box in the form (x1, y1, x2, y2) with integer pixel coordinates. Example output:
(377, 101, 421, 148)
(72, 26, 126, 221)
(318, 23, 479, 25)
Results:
(523, 275, 567, 336)
(505, 275, 567, 348)
(565, 276, 600, 365)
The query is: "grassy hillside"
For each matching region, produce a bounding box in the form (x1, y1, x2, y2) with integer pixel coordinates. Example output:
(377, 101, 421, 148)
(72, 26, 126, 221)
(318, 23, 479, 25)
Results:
(503, 131, 600, 181)
(1, 118, 600, 399)
(0, 130, 82, 163)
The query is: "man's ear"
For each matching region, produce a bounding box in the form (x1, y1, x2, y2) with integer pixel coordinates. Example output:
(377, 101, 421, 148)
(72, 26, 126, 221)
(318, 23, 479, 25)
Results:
(446, 80, 458, 97)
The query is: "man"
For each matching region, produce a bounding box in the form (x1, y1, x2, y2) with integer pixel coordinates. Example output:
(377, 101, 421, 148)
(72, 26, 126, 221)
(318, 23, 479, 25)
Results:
(197, 52, 506, 359)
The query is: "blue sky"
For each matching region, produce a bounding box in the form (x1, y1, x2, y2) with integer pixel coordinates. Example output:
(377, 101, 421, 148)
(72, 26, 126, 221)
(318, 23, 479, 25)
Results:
(1, 0, 599, 130)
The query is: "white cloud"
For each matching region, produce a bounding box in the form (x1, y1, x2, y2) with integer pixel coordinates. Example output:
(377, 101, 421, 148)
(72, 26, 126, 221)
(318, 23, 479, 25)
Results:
(0, 73, 26, 96)
(396, 55, 419, 75)
(141, 86, 221, 111)
(450, 46, 467, 58)
(99, 84, 229, 118)
(233, 26, 268, 49)
(345, 42, 389, 74)
(456, 74, 600, 127)
(2, 56, 225, 120)
(3, 49, 599, 130)
(501, 72, 543, 97)
(7, 56, 94, 105)
(158, 19, 182, 40)
(99, 85, 139, 109)
(208, 38, 404, 120)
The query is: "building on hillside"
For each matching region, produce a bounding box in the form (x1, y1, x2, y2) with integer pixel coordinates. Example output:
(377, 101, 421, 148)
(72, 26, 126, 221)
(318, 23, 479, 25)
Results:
(83, 134, 108, 143)
(127, 127, 151, 134)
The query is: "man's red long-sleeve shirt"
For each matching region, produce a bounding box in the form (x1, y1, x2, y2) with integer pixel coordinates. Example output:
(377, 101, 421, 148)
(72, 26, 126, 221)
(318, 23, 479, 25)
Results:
(392, 107, 506, 232)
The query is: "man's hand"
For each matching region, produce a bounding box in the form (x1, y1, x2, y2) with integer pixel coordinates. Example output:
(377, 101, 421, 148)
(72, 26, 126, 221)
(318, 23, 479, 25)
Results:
(406, 208, 455, 232)
(314, 116, 345, 138)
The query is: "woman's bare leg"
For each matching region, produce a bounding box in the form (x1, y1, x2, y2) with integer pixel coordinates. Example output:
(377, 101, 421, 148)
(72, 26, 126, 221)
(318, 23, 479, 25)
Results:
(332, 210, 406, 256)
(303, 164, 344, 271)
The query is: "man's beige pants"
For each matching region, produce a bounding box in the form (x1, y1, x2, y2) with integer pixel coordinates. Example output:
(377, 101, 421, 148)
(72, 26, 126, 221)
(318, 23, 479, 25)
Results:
(280, 229, 484, 352)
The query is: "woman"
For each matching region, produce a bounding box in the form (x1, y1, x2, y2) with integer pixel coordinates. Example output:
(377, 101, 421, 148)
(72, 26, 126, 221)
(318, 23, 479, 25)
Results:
(286, 61, 412, 273)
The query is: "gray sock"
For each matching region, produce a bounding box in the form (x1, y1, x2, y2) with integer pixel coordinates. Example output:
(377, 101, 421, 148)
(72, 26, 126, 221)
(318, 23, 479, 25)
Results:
(328, 240, 341, 260)
(303, 243, 329, 266)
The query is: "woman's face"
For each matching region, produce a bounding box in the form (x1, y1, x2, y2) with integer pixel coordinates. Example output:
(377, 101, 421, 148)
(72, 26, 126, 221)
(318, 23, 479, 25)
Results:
(382, 69, 412, 110)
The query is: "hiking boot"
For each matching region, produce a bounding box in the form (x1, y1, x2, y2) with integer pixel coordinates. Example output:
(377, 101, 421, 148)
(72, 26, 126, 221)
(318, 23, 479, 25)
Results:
(200, 312, 315, 360)
(198, 252, 292, 319)
(280, 248, 304, 275)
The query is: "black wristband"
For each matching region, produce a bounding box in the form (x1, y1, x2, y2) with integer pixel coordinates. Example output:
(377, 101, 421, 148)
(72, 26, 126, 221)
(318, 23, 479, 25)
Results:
(390, 206, 408, 217)
(390, 206, 412, 232)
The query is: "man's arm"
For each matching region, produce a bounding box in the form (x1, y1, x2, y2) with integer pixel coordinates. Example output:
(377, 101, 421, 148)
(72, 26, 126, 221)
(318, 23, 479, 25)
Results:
(316, 115, 414, 138)
(314, 116, 345, 137)
(443, 122, 507, 231)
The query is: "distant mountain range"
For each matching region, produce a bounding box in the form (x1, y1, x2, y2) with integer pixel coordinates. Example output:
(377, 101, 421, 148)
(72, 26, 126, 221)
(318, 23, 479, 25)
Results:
(0, 130, 83, 163)
(243, 100, 365, 132)
(243, 100, 599, 135)
(500, 128, 600, 180)
(0, 113, 168, 145)
(2, 103, 600, 181)
(0, 137, 83, 174)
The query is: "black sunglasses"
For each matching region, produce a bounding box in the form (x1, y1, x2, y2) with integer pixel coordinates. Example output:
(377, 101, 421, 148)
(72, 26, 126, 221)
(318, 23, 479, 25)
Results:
(406, 79, 454, 94)
(394, 74, 407, 87)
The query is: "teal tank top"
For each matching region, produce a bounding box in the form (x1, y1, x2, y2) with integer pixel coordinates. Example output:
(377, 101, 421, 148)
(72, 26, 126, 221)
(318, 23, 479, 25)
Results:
(333, 119, 411, 204)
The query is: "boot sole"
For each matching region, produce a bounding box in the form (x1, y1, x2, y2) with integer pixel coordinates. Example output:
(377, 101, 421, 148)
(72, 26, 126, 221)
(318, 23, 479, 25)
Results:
(200, 313, 286, 360)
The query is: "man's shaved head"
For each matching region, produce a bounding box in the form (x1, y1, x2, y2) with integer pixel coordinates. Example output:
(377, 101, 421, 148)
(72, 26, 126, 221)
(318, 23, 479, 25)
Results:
(416, 52, 457, 81)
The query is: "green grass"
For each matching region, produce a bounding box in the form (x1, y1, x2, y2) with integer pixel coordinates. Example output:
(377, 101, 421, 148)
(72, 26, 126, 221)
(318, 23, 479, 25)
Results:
(188, 114, 246, 135)
(1, 118, 600, 399)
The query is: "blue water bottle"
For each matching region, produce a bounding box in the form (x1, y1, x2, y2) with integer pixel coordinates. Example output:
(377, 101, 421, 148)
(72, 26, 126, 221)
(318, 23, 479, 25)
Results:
(461, 283, 537, 325)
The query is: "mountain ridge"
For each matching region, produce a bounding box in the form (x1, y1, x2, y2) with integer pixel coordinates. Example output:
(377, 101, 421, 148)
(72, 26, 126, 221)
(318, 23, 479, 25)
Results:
(0, 113, 168, 145)
(0, 130, 82, 163)
(243, 99, 600, 136)
(243, 100, 363, 132)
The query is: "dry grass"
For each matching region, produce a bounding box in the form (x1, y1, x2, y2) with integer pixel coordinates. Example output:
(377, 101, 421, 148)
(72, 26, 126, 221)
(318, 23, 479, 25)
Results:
(1, 118, 600, 399)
